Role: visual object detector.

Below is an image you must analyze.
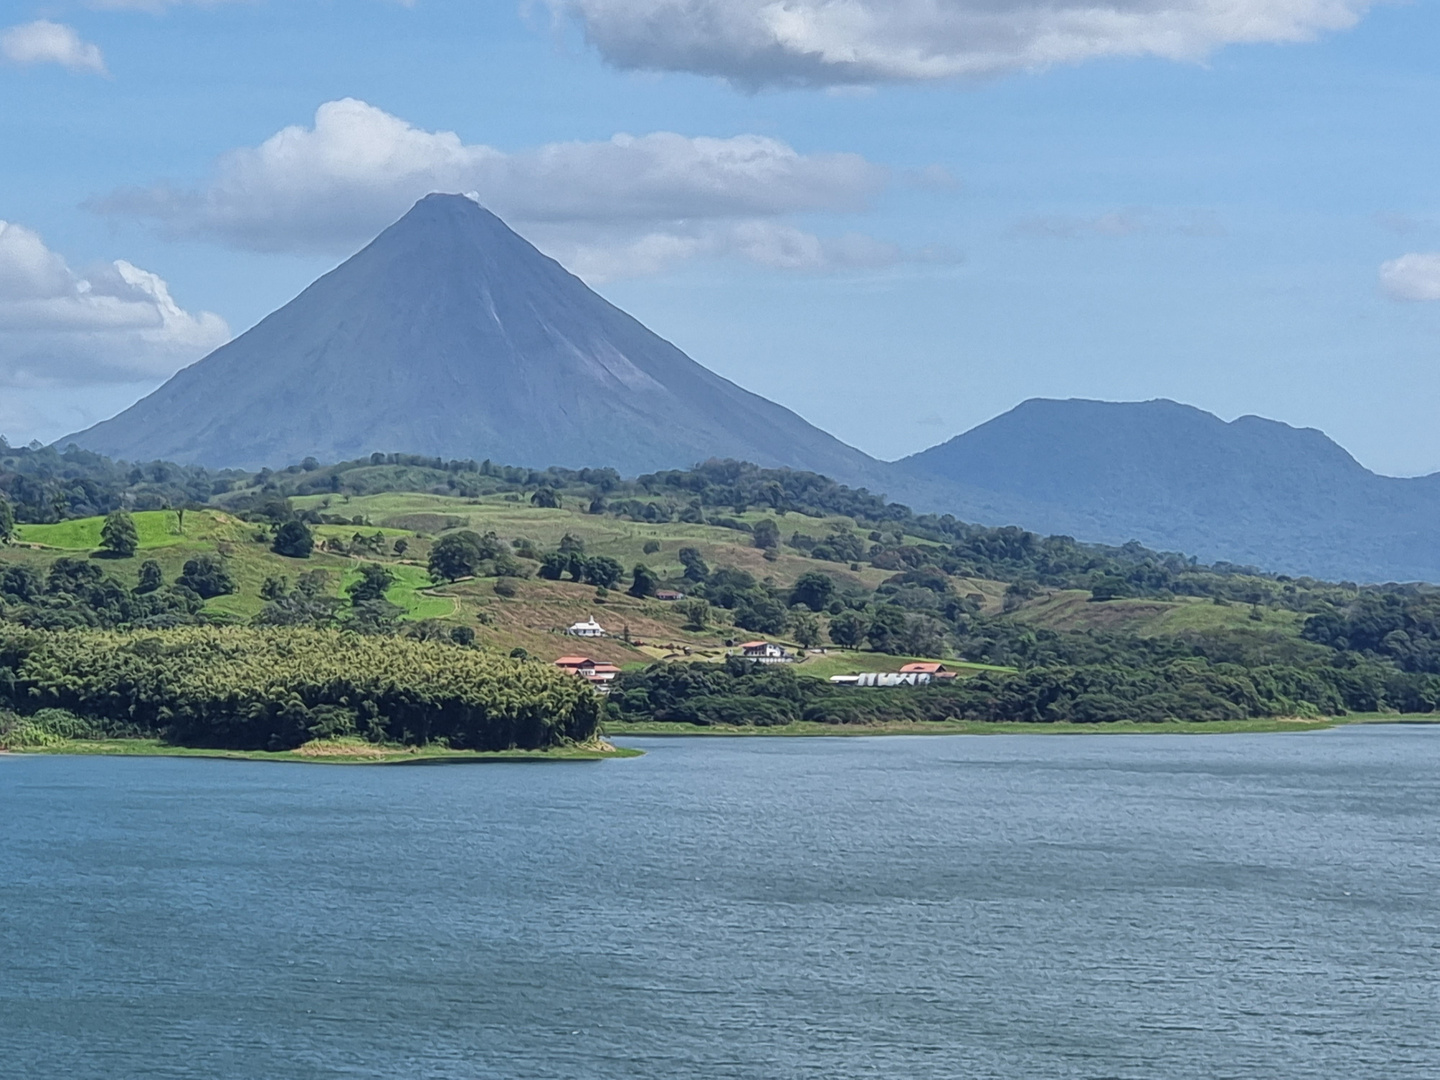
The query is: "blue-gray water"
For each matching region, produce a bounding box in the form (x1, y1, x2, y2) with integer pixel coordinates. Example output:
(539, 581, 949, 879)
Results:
(3, 727, 1439, 1079)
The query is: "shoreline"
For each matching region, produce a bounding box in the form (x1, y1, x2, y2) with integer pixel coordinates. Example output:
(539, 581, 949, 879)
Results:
(4, 738, 643, 765)
(607, 713, 1440, 739)
(7, 714, 1437, 763)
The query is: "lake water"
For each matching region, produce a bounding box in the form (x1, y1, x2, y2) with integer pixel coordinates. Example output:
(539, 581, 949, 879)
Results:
(2, 727, 1439, 1079)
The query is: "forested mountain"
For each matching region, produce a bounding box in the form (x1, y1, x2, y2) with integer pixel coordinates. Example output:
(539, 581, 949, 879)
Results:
(62, 194, 883, 484)
(895, 398, 1440, 584)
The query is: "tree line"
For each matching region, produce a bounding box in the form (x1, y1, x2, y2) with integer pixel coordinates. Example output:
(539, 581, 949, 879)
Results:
(0, 626, 600, 751)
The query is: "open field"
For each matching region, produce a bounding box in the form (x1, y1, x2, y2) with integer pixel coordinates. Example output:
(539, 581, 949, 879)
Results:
(16, 509, 191, 552)
(787, 651, 1010, 680)
(1009, 588, 1309, 637)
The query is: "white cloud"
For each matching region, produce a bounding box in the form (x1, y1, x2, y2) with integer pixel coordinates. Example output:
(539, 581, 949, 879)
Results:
(546, 0, 1375, 87)
(1, 20, 107, 74)
(1380, 253, 1440, 302)
(0, 221, 229, 387)
(94, 97, 932, 278)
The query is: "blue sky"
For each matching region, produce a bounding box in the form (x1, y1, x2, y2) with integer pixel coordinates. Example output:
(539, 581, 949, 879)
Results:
(2, 0, 1438, 474)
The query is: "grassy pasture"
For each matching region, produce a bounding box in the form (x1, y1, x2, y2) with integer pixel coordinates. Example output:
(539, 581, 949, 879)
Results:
(18, 510, 189, 551)
(1010, 588, 1308, 639)
(789, 651, 1009, 680)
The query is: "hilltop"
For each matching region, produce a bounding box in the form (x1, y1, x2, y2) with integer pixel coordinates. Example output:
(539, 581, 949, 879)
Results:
(896, 398, 1440, 583)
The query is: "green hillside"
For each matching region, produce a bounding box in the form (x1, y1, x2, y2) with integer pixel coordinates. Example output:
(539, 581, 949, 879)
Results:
(5, 450, 1439, 738)
(2, 494, 984, 671)
(1, 488, 1325, 675)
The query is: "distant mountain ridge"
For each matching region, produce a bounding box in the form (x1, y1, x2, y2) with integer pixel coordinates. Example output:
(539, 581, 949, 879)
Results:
(893, 398, 1440, 583)
(60, 197, 1440, 583)
(64, 194, 884, 485)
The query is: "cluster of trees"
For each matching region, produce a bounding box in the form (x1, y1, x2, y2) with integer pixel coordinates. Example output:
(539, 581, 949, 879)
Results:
(607, 647, 1440, 729)
(427, 530, 529, 582)
(0, 441, 234, 523)
(0, 625, 600, 751)
(1301, 590, 1440, 673)
(536, 534, 625, 588)
(0, 558, 204, 631)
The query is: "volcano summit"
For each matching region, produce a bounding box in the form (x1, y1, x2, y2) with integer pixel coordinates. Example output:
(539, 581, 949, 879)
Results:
(66, 194, 880, 480)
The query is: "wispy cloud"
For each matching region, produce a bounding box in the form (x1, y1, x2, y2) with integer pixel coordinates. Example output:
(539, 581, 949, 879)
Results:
(93, 97, 947, 279)
(1380, 253, 1440, 302)
(1, 20, 107, 74)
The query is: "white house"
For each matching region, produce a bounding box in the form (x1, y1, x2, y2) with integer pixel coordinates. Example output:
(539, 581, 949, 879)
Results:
(566, 618, 606, 637)
(740, 640, 792, 663)
(829, 672, 932, 687)
(554, 656, 621, 691)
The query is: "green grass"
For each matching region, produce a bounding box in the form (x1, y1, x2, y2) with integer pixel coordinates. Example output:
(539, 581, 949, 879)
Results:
(11, 737, 643, 764)
(1145, 598, 1306, 636)
(789, 651, 1011, 680)
(1011, 589, 1308, 638)
(17, 510, 191, 551)
(293, 491, 958, 596)
(337, 561, 455, 620)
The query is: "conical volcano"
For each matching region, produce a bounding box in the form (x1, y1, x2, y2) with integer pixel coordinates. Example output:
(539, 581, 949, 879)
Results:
(64, 194, 883, 478)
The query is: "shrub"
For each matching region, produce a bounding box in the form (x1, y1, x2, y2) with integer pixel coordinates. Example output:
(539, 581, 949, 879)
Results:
(178, 555, 235, 599)
(272, 520, 315, 559)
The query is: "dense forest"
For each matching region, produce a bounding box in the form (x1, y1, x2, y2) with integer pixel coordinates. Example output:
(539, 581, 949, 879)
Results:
(3, 441, 1439, 740)
(0, 626, 599, 751)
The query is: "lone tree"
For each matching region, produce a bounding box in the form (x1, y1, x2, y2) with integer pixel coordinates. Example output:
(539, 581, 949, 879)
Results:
(583, 556, 625, 589)
(0, 497, 14, 543)
(100, 509, 139, 558)
(135, 560, 164, 594)
(678, 598, 710, 630)
(790, 612, 822, 650)
(827, 610, 868, 648)
(346, 563, 395, 603)
(678, 547, 709, 583)
(272, 520, 314, 559)
(790, 571, 835, 612)
(178, 554, 235, 598)
(628, 563, 658, 598)
(428, 532, 485, 581)
(752, 518, 780, 550)
(530, 488, 561, 509)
